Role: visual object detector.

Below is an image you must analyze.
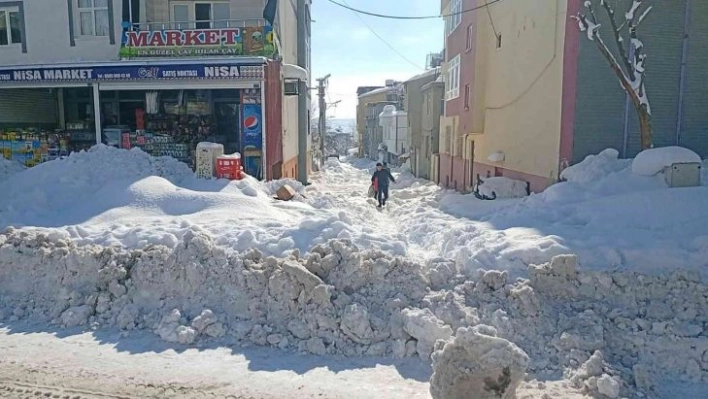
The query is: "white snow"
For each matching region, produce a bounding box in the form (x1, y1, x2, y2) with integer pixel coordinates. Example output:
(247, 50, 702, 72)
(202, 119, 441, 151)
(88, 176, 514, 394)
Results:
(477, 176, 528, 199)
(0, 156, 25, 182)
(1, 146, 708, 398)
(631, 146, 702, 176)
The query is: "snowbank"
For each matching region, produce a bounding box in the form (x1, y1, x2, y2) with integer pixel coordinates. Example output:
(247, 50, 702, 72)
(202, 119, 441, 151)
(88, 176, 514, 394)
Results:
(631, 146, 702, 176)
(1, 232, 705, 398)
(0, 157, 26, 183)
(375, 148, 708, 278)
(477, 176, 529, 199)
(0, 146, 408, 258)
(560, 148, 630, 184)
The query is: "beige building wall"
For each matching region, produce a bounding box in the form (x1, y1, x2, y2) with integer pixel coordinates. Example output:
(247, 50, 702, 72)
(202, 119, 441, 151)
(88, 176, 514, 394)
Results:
(472, 0, 568, 184)
(356, 89, 389, 156)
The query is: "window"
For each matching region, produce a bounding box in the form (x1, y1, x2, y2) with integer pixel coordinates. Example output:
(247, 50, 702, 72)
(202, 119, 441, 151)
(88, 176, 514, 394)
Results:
(77, 0, 109, 36)
(466, 24, 474, 51)
(445, 0, 462, 36)
(0, 6, 22, 46)
(464, 84, 470, 110)
(171, 2, 230, 29)
(445, 54, 461, 101)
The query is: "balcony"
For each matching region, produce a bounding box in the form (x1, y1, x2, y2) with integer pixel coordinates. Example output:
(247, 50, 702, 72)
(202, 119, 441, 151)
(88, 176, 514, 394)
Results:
(119, 19, 277, 59)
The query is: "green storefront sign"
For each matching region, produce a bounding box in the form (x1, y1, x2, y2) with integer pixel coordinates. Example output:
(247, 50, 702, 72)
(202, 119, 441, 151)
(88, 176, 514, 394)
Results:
(120, 26, 276, 58)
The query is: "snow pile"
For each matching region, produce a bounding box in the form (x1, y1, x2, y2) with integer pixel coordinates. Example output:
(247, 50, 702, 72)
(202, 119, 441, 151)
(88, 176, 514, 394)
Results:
(1, 229, 706, 398)
(0, 157, 26, 183)
(374, 148, 708, 277)
(631, 146, 702, 176)
(477, 176, 529, 199)
(560, 148, 630, 184)
(430, 325, 529, 399)
(0, 146, 393, 258)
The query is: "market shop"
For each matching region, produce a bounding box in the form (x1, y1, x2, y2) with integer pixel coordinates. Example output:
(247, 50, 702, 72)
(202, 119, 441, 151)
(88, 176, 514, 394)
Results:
(0, 58, 280, 180)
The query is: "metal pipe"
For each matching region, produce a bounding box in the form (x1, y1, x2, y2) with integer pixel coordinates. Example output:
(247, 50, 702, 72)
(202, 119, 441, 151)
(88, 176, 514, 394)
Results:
(676, 0, 691, 145)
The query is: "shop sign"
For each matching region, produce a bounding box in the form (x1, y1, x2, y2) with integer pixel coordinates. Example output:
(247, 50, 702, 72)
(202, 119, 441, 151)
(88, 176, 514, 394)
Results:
(242, 104, 262, 150)
(0, 64, 263, 83)
(120, 26, 276, 58)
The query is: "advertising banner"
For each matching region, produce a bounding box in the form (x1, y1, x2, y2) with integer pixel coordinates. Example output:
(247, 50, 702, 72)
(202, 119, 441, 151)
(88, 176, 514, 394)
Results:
(242, 103, 263, 151)
(0, 64, 263, 83)
(120, 26, 276, 58)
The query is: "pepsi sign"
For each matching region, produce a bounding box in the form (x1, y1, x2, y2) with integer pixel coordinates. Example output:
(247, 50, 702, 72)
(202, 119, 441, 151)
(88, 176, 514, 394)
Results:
(242, 104, 262, 150)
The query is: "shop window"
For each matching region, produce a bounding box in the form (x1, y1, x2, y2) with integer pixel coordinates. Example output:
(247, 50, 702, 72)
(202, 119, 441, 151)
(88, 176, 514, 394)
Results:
(171, 2, 230, 29)
(0, 5, 22, 46)
(77, 0, 109, 37)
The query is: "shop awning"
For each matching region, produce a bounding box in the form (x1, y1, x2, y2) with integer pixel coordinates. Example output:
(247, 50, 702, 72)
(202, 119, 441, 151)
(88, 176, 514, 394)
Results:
(0, 58, 269, 88)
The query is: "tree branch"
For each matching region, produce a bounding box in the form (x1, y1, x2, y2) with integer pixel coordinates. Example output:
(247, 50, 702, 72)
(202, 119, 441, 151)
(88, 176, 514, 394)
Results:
(600, 0, 634, 78)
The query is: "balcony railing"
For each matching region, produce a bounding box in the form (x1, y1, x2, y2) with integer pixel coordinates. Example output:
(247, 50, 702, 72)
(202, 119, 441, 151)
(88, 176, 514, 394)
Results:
(119, 19, 277, 59)
(127, 19, 267, 31)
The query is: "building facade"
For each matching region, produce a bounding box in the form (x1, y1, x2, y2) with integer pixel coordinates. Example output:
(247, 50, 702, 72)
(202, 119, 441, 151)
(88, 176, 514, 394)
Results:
(421, 80, 444, 181)
(356, 81, 402, 160)
(440, 0, 708, 193)
(0, 0, 311, 181)
(403, 68, 440, 177)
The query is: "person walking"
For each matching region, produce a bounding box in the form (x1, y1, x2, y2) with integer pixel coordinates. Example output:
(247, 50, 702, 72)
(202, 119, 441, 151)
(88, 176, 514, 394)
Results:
(371, 162, 395, 208)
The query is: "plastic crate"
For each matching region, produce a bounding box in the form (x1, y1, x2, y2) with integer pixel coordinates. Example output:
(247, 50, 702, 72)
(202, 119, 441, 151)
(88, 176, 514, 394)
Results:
(216, 153, 243, 180)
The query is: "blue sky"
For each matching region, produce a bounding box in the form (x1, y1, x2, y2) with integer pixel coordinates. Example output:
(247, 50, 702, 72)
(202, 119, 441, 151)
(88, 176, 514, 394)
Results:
(311, 0, 444, 119)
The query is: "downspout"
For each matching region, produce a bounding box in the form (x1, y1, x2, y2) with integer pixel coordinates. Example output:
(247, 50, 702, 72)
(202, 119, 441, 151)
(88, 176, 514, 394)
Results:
(675, 0, 691, 146)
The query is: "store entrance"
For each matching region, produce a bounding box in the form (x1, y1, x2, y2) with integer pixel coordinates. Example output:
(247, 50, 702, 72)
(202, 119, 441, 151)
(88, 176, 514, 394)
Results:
(99, 88, 244, 169)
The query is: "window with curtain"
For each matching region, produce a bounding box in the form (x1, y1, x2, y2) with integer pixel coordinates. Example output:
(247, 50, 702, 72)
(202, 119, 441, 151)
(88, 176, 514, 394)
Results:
(0, 6, 22, 46)
(78, 0, 109, 37)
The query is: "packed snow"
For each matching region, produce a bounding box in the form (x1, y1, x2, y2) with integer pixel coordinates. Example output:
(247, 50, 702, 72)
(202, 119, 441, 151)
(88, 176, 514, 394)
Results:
(476, 176, 529, 199)
(631, 146, 702, 176)
(0, 157, 25, 183)
(1, 145, 707, 398)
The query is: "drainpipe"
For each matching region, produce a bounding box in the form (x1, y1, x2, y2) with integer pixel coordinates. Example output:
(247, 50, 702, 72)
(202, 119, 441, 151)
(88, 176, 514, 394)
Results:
(676, 0, 691, 146)
(394, 112, 398, 165)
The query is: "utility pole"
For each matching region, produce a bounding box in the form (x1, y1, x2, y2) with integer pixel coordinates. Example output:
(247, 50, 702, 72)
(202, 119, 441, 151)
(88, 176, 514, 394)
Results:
(296, 0, 309, 184)
(316, 74, 330, 167)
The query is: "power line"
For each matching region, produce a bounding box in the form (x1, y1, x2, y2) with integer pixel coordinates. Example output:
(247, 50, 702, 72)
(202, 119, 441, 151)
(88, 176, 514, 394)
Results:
(326, 0, 504, 20)
(340, 0, 424, 70)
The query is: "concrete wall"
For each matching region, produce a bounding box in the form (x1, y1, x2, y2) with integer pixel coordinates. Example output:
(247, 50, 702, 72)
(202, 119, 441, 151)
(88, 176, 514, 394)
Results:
(472, 0, 567, 191)
(0, 0, 123, 66)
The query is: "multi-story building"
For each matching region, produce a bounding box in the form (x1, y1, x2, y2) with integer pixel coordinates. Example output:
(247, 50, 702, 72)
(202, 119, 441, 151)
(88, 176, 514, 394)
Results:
(356, 81, 402, 160)
(0, 0, 311, 182)
(421, 79, 444, 182)
(441, 0, 708, 193)
(378, 104, 408, 165)
(403, 67, 440, 177)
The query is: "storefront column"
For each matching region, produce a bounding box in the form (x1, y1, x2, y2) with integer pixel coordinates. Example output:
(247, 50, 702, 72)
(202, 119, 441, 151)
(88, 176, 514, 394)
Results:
(57, 88, 66, 129)
(260, 84, 267, 180)
(92, 84, 102, 145)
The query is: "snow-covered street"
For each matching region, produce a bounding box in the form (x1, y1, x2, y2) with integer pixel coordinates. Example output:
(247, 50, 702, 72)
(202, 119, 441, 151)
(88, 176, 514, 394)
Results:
(1, 147, 707, 399)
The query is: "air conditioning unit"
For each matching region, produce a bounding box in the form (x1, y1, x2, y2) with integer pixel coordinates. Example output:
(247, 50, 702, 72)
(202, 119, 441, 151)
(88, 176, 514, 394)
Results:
(663, 162, 701, 188)
(284, 80, 299, 96)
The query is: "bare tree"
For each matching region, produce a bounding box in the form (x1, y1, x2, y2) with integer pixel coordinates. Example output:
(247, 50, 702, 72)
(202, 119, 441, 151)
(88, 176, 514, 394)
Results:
(573, 0, 653, 150)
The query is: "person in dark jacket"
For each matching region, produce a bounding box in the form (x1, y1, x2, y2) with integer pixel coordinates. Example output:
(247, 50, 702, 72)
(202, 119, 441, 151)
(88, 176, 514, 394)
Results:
(371, 162, 395, 207)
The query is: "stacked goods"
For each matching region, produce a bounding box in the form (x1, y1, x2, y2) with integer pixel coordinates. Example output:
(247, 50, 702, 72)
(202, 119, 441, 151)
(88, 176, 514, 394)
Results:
(0, 129, 70, 167)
